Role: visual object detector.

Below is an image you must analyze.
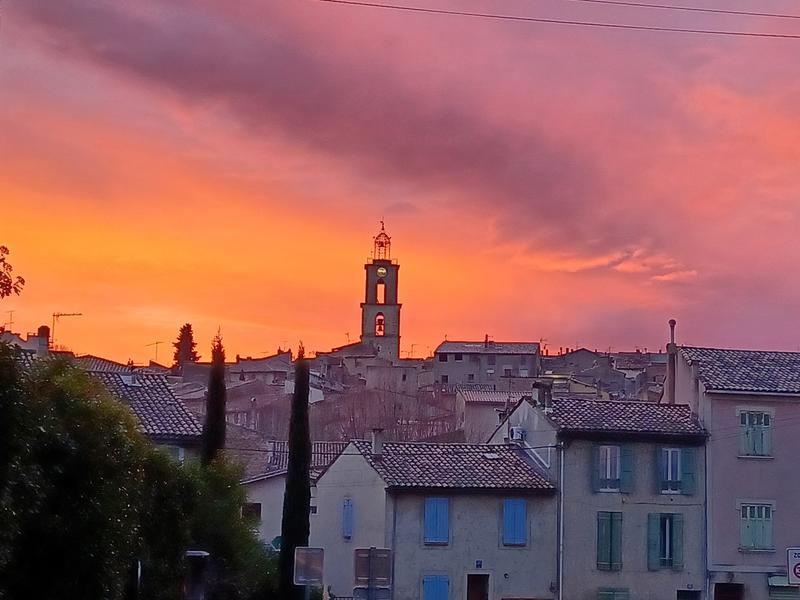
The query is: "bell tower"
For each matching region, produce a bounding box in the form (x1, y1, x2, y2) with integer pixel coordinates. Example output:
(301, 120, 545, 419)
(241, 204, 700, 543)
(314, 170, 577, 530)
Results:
(361, 221, 401, 361)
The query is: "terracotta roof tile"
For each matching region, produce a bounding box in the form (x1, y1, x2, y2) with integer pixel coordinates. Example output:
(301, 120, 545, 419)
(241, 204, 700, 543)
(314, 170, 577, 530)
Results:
(436, 341, 539, 355)
(681, 346, 800, 394)
(353, 440, 554, 491)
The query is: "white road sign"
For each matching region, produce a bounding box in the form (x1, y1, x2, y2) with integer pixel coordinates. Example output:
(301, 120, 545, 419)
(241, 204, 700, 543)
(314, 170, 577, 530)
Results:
(787, 547, 800, 585)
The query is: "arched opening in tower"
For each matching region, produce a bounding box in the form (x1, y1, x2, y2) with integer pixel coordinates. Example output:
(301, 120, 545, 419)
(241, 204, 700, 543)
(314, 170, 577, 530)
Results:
(376, 280, 386, 304)
(375, 313, 385, 336)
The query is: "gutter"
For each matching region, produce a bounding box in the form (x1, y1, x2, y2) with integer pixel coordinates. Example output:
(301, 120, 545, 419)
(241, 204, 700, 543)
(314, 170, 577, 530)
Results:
(557, 441, 565, 600)
(705, 389, 800, 397)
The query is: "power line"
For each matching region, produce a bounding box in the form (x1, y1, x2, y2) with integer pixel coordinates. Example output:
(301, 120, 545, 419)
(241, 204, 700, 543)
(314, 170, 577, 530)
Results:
(559, 0, 800, 21)
(314, 0, 800, 39)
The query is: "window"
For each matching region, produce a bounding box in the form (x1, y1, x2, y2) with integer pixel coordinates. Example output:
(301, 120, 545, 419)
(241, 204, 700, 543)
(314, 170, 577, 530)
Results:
(441, 375, 449, 384)
(342, 498, 354, 539)
(487, 354, 496, 366)
(454, 353, 463, 361)
(438, 353, 448, 362)
(242, 502, 262, 523)
(376, 280, 386, 304)
(503, 499, 527, 546)
(739, 411, 772, 456)
(647, 513, 684, 570)
(424, 497, 449, 544)
(467, 374, 475, 382)
(503, 367, 513, 377)
(592, 445, 632, 492)
(658, 447, 696, 495)
(740, 503, 773, 550)
(375, 313, 385, 337)
(596, 512, 622, 570)
(597, 589, 630, 600)
(402, 373, 407, 382)
(423, 575, 449, 600)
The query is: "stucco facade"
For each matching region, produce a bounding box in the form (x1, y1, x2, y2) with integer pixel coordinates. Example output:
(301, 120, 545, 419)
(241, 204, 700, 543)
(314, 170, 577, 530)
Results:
(241, 473, 287, 544)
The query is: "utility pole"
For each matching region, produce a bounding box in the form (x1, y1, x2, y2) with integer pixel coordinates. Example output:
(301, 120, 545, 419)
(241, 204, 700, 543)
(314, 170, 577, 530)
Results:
(51, 312, 82, 349)
(145, 341, 165, 363)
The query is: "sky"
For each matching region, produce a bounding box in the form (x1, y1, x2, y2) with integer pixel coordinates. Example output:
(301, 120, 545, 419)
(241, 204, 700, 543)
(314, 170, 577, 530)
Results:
(2, 0, 800, 363)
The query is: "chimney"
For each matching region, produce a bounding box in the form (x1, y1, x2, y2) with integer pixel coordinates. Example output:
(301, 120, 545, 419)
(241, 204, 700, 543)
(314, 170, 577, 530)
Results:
(371, 428, 384, 458)
(36, 325, 50, 354)
(666, 319, 677, 404)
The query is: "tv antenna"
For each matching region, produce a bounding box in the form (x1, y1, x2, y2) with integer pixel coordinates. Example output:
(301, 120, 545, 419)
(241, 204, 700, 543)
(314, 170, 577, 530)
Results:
(51, 312, 82, 349)
(145, 341, 165, 363)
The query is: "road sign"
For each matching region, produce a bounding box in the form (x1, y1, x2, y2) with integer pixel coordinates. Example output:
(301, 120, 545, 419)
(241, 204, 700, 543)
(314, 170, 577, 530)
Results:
(294, 547, 324, 586)
(354, 547, 392, 587)
(270, 536, 282, 551)
(787, 548, 800, 585)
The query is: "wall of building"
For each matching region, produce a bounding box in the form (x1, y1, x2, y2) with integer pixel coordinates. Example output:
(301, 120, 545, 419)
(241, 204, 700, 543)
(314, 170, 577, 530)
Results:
(433, 352, 539, 386)
(561, 439, 706, 600)
(390, 492, 557, 600)
(241, 474, 286, 544)
(310, 446, 389, 597)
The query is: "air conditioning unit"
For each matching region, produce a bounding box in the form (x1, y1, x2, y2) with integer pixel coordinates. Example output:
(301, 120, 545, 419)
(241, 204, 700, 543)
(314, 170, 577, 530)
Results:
(510, 426, 527, 441)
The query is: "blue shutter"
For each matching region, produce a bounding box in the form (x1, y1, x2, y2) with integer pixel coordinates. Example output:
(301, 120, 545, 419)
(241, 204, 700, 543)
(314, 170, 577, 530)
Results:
(425, 497, 449, 544)
(503, 499, 526, 545)
(672, 514, 684, 571)
(423, 575, 449, 600)
(680, 448, 696, 495)
(619, 445, 634, 493)
(597, 512, 611, 570)
(647, 513, 660, 570)
(342, 498, 353, 539)
(591, 445, 601, 492)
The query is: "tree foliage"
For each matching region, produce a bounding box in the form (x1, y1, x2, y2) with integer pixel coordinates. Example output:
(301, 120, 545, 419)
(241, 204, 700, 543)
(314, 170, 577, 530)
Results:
(173, 323, 201, 369)
(0, 246, 25, 300)
(202, 334, 227, 466)
(0, 344, 277, 600)
(279, 359, 312, 600)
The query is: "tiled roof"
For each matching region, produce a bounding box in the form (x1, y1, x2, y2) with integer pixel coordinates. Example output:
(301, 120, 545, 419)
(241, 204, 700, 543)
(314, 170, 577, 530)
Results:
(458, 389, 530, 405)
(75, 355, 130, 372)
(352, 440, 554, 491)
(12, 347, 36, 370)
(241, 440, 347, 483)
(546, 397, 704, 437)
(436, 341, 539, 355)
(92, 371, 202, 442)
(681, 346, 800, 394)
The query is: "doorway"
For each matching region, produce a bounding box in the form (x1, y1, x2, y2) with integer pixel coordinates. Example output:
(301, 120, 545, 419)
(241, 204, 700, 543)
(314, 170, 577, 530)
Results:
(715, 583, 744, 600)
(467, 574, 489, 600)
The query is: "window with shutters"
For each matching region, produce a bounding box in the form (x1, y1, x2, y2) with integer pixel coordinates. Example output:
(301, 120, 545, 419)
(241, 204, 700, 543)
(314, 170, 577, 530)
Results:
(739, 503, 774, 551)
(424, 497, 449, 545)
(647, 513, 684, 570)
(739, 410, 772, 457)
(598, 445, 621, 491)
(423, 575, 449, 600)
(597, 587, 630, 600)
(661, 448, 681, 493)
(502, 499, 527, 546)
(596, 511, 622, 570)
(342, 498, 354, 540)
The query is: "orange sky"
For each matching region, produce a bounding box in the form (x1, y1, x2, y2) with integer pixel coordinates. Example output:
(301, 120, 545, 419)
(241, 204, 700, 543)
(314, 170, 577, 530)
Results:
(3, 0, 800, 363)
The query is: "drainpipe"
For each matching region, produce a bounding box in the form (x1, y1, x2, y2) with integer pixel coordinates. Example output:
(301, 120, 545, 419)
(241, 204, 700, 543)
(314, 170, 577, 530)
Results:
(667, 319, 677, 404)
(557, 441, 565, 600)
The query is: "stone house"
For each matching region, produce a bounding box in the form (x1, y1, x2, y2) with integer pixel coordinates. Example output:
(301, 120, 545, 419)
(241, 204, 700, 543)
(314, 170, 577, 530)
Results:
(433, 340, 540, 386)
(310, 435, 557, 599)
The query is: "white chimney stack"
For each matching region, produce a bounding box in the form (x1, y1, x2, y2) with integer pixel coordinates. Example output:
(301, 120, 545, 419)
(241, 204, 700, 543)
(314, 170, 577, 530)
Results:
(371, 428, 384, 458)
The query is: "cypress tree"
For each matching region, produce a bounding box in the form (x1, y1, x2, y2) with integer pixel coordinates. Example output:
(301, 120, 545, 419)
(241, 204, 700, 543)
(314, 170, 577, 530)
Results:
(172, 323, 200, 370)
(279, 358, 311, 600)
(201, 334, 226, 466)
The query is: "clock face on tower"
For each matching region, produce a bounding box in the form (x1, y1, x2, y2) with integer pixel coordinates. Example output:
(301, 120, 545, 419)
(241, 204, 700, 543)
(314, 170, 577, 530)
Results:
(376, 266, 387, 278)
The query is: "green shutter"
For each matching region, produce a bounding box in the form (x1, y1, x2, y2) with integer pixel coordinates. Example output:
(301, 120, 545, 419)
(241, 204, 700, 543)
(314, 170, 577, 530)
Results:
(597, 512, 611, 570)
(740, 506, 752, 549)
(681, 448, 696, 495)
(610, 512, 622, 570)
(655, 446, 664, 493)
(591, 445, 601, 492)
(620, 445, 634, 493)
(647, 513, 660, 570)
(597, 590, 615, 600)
(672, 513, 684, 570)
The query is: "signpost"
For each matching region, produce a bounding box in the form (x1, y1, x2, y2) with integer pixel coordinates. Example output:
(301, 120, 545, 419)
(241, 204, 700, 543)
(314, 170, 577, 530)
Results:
(788, 548, 800, 585)
(294, 547, 324, 586)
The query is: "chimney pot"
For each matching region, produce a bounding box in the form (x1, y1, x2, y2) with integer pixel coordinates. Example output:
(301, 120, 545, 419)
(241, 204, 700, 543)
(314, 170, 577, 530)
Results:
(371, 428, 384, 458)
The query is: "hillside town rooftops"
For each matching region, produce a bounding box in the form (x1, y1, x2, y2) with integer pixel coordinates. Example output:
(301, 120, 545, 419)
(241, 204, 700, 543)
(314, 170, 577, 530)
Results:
(458, 389, 530, 405)
(351, 440, 554, 492)
(681, 346, 800, 395)
(92, 371, 202, 443)
(436, 341, 540, 355)
(546, 397, 705, 438)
